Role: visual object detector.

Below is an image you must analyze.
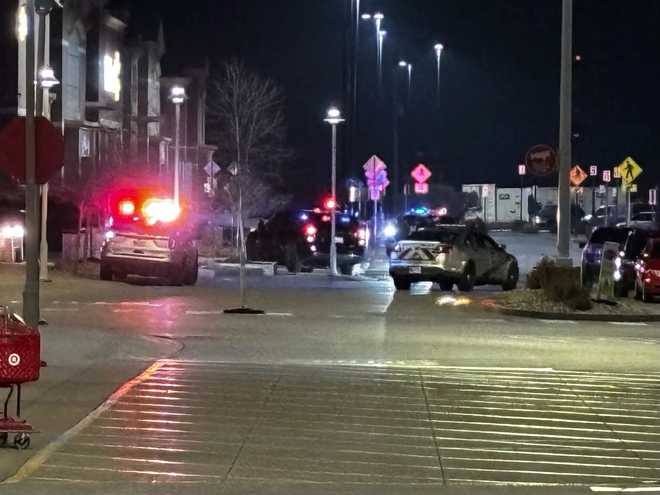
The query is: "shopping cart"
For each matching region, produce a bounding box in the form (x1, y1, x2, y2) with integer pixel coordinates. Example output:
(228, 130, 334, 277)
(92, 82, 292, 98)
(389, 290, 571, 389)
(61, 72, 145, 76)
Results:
(0, 306, 42, 449)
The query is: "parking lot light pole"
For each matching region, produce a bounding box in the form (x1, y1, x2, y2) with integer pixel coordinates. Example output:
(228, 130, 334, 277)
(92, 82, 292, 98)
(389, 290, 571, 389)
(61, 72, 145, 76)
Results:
(518, 164, 526, 222)
(169, 85, 187, 207)
(557, 0, 573, 263)
(325, 107, 345, 277)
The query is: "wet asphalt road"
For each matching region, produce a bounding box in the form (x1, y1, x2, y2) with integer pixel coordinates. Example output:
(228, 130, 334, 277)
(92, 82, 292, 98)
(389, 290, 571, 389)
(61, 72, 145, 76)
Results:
(1, 233, 660, 493)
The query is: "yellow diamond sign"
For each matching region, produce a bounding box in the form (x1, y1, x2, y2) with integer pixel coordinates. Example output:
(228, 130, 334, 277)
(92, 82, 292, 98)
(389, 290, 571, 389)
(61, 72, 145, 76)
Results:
(618, 157, 642, 186)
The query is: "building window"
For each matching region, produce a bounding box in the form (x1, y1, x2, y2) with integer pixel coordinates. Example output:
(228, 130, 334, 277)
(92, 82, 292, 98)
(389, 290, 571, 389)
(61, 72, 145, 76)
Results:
(103, 51, 121, 102)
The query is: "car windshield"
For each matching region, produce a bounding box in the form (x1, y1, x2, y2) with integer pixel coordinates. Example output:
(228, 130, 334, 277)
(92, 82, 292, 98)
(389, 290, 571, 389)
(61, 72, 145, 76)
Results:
(407, 229, 460, 243)
(590, 227, 631, 244)
(539, 205, 557, 216)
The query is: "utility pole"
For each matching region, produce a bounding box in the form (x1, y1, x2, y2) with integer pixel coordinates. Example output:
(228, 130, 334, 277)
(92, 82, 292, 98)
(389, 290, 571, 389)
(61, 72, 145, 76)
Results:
(23, 0, 40, 327)
(557, 0, 573, 263)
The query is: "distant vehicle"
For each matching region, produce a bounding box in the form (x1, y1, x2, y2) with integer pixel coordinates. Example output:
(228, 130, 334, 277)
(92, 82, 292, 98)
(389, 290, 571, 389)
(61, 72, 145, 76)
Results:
(614, 228, 660, 297)
(584, 203, 651, 233)
(616, 211, 656, 230)
(634, 238, 660, 302)
(389, 225, 519, 292)
(246, 209, 367, 274)
(533, 204, 585, 233)
(580, 226, 632, 288)
(101, 190, 199, 285)
(384, 212, 456, 256)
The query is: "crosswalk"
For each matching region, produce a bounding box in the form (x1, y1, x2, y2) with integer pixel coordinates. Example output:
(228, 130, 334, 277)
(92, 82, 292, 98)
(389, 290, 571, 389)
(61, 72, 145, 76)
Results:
(7, 362, 660, 488)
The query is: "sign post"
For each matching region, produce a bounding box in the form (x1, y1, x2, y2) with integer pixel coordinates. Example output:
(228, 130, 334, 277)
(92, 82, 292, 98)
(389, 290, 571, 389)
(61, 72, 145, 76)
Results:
(517, 164, 526, 222)
(595, 241, 619, 303)
(363, 155, 388, 242)
(617, 157, 643, 225)
(589, 164, 598, 215)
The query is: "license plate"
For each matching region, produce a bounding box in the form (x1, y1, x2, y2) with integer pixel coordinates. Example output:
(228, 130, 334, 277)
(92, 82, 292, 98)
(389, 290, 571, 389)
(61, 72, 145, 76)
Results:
(133, 240, 147, 247)
(409, 266, 422, 274)
(335, 237, 344, 244)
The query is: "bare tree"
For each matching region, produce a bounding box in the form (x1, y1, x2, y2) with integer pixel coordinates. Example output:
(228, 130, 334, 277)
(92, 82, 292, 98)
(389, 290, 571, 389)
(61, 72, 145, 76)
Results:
(207, 61, 292, 252)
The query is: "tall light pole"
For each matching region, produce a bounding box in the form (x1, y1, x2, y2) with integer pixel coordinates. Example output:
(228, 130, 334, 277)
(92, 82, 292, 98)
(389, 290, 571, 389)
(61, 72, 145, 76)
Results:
(406, 63, 413, 105)
(169, 85, 187, 207)
(557, 0, 573, 263)
(23, 0, 39, 327)
(361, 12, 385, 94)
(393, 61, 409, 215)
(434, 43, 444, 96)
(325, 107, 345, 277)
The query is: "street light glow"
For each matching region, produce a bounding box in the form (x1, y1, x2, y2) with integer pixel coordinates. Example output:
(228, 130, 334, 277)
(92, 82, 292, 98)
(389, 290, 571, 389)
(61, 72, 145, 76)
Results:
(434, 43, 444, 54)
(170, 85, 187, 105)
(324, 107, 345, 125)
(38, 66, 60, 89)
(373, 12, 384, 20)
(379, 30, 387, 39)
(361, 13, 372, 20)
(398, 60, 408, 67)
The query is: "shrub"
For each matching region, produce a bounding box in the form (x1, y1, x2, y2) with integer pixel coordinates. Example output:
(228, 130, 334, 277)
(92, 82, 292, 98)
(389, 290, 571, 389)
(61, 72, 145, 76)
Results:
(526, 257, 555, 290)
(526, 257, 593, 311)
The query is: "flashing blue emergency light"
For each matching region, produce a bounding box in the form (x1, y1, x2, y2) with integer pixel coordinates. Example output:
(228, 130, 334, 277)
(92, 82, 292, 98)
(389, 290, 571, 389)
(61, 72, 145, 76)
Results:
(412, 207, 429, 216)
(300, 213, 309, 221)
(340, 216, 350, 224)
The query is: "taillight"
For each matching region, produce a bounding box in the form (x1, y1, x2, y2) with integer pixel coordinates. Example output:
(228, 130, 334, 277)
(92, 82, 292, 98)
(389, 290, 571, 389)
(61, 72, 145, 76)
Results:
(142, 198, 180, 225)
(118, 199, 135, 216)
(356, 228, 367, 240)
(305, 225, 318, 236)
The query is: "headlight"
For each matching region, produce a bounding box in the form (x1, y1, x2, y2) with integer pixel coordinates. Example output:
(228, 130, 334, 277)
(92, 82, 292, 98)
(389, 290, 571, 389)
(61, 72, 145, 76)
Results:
(614, 270, 622, 282)
(583, 214, 593, 222)
(614, 257, 622, 269)
(534, 216, 542, 224)
(383, 224, 397, 238)
(104, 230, 115, 240)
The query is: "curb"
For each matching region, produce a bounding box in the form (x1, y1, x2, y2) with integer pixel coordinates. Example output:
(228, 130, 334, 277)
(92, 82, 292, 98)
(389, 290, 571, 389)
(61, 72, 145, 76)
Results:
(482, 300, 660, 322)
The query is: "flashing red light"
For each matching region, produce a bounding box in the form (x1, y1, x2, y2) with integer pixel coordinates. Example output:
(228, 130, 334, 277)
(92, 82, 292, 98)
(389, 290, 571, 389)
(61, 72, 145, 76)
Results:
(142, 198, 181, 225)
(313, 208, 322, 214)
(305, 224, 318, 236)
(575, 54, 582, 62)
(324, 198, 337, 210)
(322, 215, 331, 222)
(118, 199, 135, 216)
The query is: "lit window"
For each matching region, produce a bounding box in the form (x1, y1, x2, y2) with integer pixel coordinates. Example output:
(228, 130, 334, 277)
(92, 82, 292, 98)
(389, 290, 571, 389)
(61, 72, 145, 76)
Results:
(104, 51, 121, 102)
(17, 5, 28, 42)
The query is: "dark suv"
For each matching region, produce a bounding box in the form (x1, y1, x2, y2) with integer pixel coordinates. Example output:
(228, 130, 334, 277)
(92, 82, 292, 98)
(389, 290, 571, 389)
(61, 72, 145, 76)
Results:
(246, 210, 368, 274)
(580, 226, 632, 288)
(614, 228, 660, 297)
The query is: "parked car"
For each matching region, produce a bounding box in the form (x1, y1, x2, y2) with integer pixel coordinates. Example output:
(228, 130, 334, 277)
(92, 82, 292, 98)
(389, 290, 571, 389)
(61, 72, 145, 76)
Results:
(634, 238, 660, 302)
(101, 192, 199, 285)
(616, 211, 656, 230)
(389, 225, 519, 292)
(614, 228, 660, 296)
(246, 209, 367, 274)
(580, 226, 632, 288)
(533, 204, 584, 233)
(584, 203, 651, 235)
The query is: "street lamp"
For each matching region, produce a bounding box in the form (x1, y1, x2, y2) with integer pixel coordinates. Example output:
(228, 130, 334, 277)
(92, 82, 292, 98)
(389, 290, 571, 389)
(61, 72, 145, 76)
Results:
(38, 65, 59, 89)
(392, 61, 410, 215)
(324, 107, 345, 277)
(169, 85, 187, 207)
(362, 11, 385, 93)
(434, 43, 444, 95)
(407, 63, 413, 102)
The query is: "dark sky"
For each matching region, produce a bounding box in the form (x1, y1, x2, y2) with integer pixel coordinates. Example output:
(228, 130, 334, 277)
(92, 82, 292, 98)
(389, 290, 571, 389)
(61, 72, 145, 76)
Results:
(133, 0, 660, 200)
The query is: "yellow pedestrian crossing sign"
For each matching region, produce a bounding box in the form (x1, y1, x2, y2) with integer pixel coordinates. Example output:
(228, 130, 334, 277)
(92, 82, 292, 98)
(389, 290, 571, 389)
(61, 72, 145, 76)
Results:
(617, 157, 642, 186)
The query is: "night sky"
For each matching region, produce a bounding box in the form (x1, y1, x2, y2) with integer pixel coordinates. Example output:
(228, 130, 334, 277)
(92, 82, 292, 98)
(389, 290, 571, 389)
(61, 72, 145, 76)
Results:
(133, 0, 660, 201)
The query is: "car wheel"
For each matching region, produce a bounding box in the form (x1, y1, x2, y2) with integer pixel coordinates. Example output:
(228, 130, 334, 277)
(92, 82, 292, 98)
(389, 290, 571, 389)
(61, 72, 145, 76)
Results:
(457, 263, 475, 292)
(285, 242, 301, 274)
(340, 263, 356, 276)
(184, 253, 199, 286)
(100, 262, 113, 281)
(502, 261, 519, 291)
(393, 277, 411, 291)
(614, 283, 628, 298)
(438, 280, 454, 291)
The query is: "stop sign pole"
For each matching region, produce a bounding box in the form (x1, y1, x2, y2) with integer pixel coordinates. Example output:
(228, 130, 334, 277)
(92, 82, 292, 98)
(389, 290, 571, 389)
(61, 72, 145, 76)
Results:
(24, 0, 40, 327)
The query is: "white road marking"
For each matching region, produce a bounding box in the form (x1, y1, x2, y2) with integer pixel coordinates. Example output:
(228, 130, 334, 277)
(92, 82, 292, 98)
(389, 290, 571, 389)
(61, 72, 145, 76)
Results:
(471, 318, 508, 324)
(591, 487, 660, 493)
(609, 322, 648, 327)
(41, 307, 79, 312)
(540, 319, 578, 324)
(185, 310, 223, 315)
(265, 312, 294, 317)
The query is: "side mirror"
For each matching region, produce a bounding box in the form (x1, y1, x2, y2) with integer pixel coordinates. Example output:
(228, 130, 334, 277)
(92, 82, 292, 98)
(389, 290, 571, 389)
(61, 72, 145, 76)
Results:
(579, 242, 586, 249)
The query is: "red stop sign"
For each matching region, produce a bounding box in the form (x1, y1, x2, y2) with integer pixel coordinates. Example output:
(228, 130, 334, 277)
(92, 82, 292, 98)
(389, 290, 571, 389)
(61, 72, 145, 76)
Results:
(0, 117, 64, 184)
